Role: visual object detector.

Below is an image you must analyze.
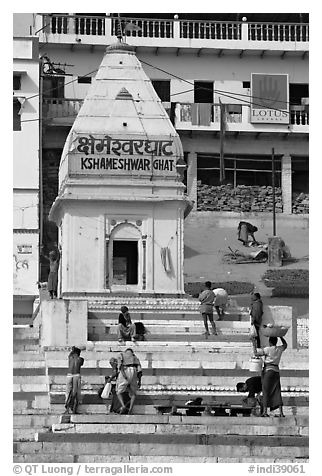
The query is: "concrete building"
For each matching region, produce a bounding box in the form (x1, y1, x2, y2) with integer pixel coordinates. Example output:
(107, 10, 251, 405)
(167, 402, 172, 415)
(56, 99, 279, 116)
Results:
(13, 36, 40, 319)
(13, 13, 309, 281)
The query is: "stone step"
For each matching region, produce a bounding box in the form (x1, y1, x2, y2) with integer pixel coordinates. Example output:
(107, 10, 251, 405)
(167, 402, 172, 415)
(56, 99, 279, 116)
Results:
(12, 442, 309, 464)
(49, 372, 308, 388)
(13, 414, 58, 428)
(88, 311, 250, 321)
(13, 343, 41, 352)
(49, 403, 309, 416)
(14, 427, 51, 442)
(31, 434, 309, 459)
(52, 421, 308, 437)
(49, 392, 308, 407)
(43, 348, 308, 362)
(88, 321, 250, 335)
(44, 358, 308, 371)
(88, 335, 252, 343)
(13, 328, 39, 339)
(52, 423, 309, 438)
(12, 453, 309, 464)
(13, 352, 46, 361)
(14, 361, 46, 369)
(60, 413, 309, 426)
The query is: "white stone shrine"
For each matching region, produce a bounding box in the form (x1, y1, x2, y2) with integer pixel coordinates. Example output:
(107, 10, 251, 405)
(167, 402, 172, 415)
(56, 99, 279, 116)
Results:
(49, 38, 191, 297)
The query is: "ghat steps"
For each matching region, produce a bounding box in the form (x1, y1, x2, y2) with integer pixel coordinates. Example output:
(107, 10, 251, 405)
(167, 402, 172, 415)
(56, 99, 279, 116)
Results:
(13, 300, 309, 463)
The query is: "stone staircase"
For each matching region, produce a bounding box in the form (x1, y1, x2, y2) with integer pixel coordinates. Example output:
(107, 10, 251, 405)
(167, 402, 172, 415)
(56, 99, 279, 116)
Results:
(13, 298, 309, 463)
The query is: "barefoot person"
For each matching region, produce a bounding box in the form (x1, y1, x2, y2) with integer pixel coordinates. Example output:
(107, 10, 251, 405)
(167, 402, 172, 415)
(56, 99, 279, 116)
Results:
(64, 346, 84, 415)
(250, 293, 263, 348)
(116, 348, 142, 414)
(198, 281, 217, 336)
(213, 287, 228, 320)
(118, 306, 137, 343)
(41, 244, 61, 299)
(237, 221, 259, 246)
(256, 336, 288, 418)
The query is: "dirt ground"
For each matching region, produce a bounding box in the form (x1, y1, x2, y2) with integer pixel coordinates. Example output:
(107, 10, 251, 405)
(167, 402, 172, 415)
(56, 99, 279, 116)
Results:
(184, 213, 309, 317)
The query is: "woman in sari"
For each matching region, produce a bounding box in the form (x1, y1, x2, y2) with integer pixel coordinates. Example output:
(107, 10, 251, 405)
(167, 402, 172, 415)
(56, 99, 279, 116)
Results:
(116, 348, 142, 414)
(256, 336, 287, 417)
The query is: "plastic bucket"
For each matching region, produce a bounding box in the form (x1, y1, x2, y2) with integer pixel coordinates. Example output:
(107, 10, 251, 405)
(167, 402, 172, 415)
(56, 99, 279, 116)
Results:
(249, 357, 262, 373)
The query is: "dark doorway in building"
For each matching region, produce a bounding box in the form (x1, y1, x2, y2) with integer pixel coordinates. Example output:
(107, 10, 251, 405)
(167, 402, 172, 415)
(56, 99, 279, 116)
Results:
(194, 81, 213, 103)
(113, 241, 138, 285)
(292, 156, 309, 193)
(289, 83, 309, 105)
(152, 80, 171, 102)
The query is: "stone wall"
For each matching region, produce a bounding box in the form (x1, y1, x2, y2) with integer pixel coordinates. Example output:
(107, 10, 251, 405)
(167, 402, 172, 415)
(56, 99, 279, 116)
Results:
(297, 318, 309, 348)
(292, 193, 309, 214)
(197, 183, 283, 213)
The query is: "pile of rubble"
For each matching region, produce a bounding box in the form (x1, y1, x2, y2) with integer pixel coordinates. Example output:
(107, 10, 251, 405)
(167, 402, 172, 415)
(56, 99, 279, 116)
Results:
(197, 183, 283, 212)
(292, 192, 309, 214)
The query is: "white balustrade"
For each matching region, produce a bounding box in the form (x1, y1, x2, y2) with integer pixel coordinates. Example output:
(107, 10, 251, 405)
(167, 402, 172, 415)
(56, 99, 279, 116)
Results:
(38, 14, 308, 44)
(248, 22, 309, 42)
(43, 98, 83, 121)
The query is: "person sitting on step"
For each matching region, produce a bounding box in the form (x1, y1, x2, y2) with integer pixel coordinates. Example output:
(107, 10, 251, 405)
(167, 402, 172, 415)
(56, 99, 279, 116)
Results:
(118, 306, 137, 343)
(116, 348, 142, 414)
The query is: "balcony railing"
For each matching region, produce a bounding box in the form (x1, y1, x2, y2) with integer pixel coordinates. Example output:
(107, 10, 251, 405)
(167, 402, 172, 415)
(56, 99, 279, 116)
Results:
(176, 103, 309, 127)
(180, 20, 241, 40)
(38, 14, 309, 43)
(248, 22, 309, 42)
(112, 17, 173, 39)
(42, 98, 83, 123)
(45, 14, 106, 35)
(42, 98, 309, 129)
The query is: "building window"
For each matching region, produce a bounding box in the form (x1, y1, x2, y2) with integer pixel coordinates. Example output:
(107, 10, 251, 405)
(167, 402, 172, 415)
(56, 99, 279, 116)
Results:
(43, 75, 65, 99)
(77, 76, 92, 84)
(243, 81, 250, 89)
(13, 74, 21, 91)
(194, 81, 213, 103)
(197, 154, 281, 188)
(289, 83, 309, 105)
(13, 98, 21, 131)
(151, 80, 170, 102)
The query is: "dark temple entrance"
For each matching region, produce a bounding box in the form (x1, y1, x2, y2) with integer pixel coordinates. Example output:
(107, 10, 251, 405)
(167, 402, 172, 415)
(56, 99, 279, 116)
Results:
(112, 240, 138, 285)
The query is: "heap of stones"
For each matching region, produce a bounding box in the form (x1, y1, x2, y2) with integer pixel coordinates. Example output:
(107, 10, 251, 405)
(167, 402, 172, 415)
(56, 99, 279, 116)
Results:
(292, 193, 309, 214)
(197, 183, 283, 213)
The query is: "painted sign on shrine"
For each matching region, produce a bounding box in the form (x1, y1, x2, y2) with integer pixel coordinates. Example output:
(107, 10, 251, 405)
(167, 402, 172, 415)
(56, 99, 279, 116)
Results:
(68, 134, 179, 176)
(250, 74, 289, 124)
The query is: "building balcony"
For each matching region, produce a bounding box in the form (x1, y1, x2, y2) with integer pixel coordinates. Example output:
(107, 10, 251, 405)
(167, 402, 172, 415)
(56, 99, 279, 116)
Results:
(42, 98, 309, 134)
(42, 98, 83, 126)
(35, 14, 309, 55)
(175, 103, 309, 134)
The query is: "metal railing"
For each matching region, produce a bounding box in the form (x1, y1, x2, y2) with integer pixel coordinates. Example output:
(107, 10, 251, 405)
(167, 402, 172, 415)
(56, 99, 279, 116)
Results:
(39, 14, 309, 43)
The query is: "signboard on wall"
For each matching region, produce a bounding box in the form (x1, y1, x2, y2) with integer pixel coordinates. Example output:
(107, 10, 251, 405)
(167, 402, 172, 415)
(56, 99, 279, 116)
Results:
(68, 134, 179, 177)
(251, 74, 289, 124)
